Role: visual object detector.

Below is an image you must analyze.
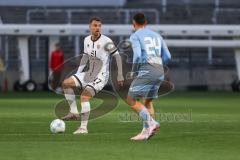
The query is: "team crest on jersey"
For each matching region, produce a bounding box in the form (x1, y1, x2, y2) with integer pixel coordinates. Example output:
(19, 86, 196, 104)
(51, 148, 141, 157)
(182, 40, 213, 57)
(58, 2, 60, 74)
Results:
(97, 45, 100, 49)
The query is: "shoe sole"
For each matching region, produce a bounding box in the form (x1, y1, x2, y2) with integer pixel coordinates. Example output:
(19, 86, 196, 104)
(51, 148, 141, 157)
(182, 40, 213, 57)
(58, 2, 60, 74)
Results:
(73, 132, 88, 135)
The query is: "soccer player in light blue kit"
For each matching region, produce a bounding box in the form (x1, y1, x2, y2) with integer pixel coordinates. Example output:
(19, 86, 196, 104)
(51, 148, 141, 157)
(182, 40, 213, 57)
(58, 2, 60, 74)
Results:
(126, 13, 171, 140)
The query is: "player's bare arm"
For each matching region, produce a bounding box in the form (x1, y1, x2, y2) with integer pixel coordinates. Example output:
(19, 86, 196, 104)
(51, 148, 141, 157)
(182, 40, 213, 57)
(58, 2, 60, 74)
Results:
(113, 54, 124, 86)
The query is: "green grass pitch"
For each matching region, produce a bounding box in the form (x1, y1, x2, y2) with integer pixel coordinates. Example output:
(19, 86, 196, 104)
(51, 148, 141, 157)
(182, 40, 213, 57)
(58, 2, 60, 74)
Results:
(0, 91, 239, 160)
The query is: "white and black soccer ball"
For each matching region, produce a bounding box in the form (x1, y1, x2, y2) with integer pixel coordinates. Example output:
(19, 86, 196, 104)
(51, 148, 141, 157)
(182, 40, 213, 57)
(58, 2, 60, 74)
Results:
(50, 119, 65, 134)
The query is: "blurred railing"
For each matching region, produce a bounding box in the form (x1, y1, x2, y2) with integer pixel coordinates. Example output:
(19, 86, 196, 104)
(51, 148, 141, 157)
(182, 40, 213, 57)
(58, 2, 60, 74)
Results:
(26, 8, 159, 24)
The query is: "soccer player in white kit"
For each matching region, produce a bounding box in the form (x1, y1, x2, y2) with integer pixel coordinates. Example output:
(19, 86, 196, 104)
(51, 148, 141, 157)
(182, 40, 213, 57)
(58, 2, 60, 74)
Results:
(61, 17, 124, 134)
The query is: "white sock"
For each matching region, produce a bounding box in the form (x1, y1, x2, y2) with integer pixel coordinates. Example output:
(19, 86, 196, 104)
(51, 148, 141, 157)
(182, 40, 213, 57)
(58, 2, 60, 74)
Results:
(80, 101, 90, 129)
(64, 88, 79, 114)
(139, 107, 151, 129)
(143, 117, 159, 129)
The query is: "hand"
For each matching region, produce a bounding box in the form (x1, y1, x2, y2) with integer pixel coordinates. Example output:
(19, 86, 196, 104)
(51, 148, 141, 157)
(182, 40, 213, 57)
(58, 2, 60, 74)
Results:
(117, 74, 124, 87)
(117, 80, 124, 87)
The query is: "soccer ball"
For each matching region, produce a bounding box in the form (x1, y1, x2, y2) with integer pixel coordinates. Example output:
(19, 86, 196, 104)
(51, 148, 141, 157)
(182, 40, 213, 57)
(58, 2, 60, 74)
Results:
(50, 119, 65, 134)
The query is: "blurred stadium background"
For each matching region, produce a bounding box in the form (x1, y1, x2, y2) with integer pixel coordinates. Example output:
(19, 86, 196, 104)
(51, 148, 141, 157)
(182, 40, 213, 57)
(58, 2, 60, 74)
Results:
(0, 0, 240, 92)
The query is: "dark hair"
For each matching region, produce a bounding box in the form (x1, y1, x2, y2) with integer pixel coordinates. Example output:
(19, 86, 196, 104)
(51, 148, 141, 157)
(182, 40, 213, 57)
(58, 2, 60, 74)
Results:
(89, 17, 102, 24)
(132, 13, 146, 25)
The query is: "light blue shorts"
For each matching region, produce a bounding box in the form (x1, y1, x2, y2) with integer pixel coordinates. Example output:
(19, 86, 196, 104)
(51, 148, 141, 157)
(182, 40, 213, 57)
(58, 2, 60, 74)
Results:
(128, 64, 164, 99)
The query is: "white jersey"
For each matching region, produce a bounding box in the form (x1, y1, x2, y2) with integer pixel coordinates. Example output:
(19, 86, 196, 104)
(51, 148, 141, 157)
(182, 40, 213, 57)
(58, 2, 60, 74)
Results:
(84, 34, 118, 76)
(72, 34, 118, 94)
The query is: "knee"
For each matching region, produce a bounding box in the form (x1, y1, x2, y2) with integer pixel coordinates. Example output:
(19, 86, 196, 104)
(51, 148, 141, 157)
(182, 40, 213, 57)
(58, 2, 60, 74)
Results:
(80, 90, 92, 102)
(62, 80, 67, 89)
(144, 101, 150, 107)
(80, 95, 91, 102)
(126, 96, 136, 106)
(144, 99, 152, 107)
(62, 79, 71, 89)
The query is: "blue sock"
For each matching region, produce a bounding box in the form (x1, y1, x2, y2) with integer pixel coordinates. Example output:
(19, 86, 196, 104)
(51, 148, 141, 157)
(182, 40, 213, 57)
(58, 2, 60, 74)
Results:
(139, 108, 150, 128)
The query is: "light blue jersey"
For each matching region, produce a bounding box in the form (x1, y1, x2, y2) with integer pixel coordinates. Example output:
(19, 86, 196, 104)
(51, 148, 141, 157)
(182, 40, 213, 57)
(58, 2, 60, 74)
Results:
(128, 27, 171, 99)
(130, 27, 171, 68)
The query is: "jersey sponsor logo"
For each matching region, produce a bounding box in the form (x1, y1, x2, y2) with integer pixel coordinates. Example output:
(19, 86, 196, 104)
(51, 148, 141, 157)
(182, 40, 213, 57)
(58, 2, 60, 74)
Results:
(91, 50, 96, 57)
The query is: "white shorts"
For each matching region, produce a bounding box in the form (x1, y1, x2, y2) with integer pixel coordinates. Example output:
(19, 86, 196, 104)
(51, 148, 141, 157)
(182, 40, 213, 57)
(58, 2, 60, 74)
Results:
(71, 71, 109, 95)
